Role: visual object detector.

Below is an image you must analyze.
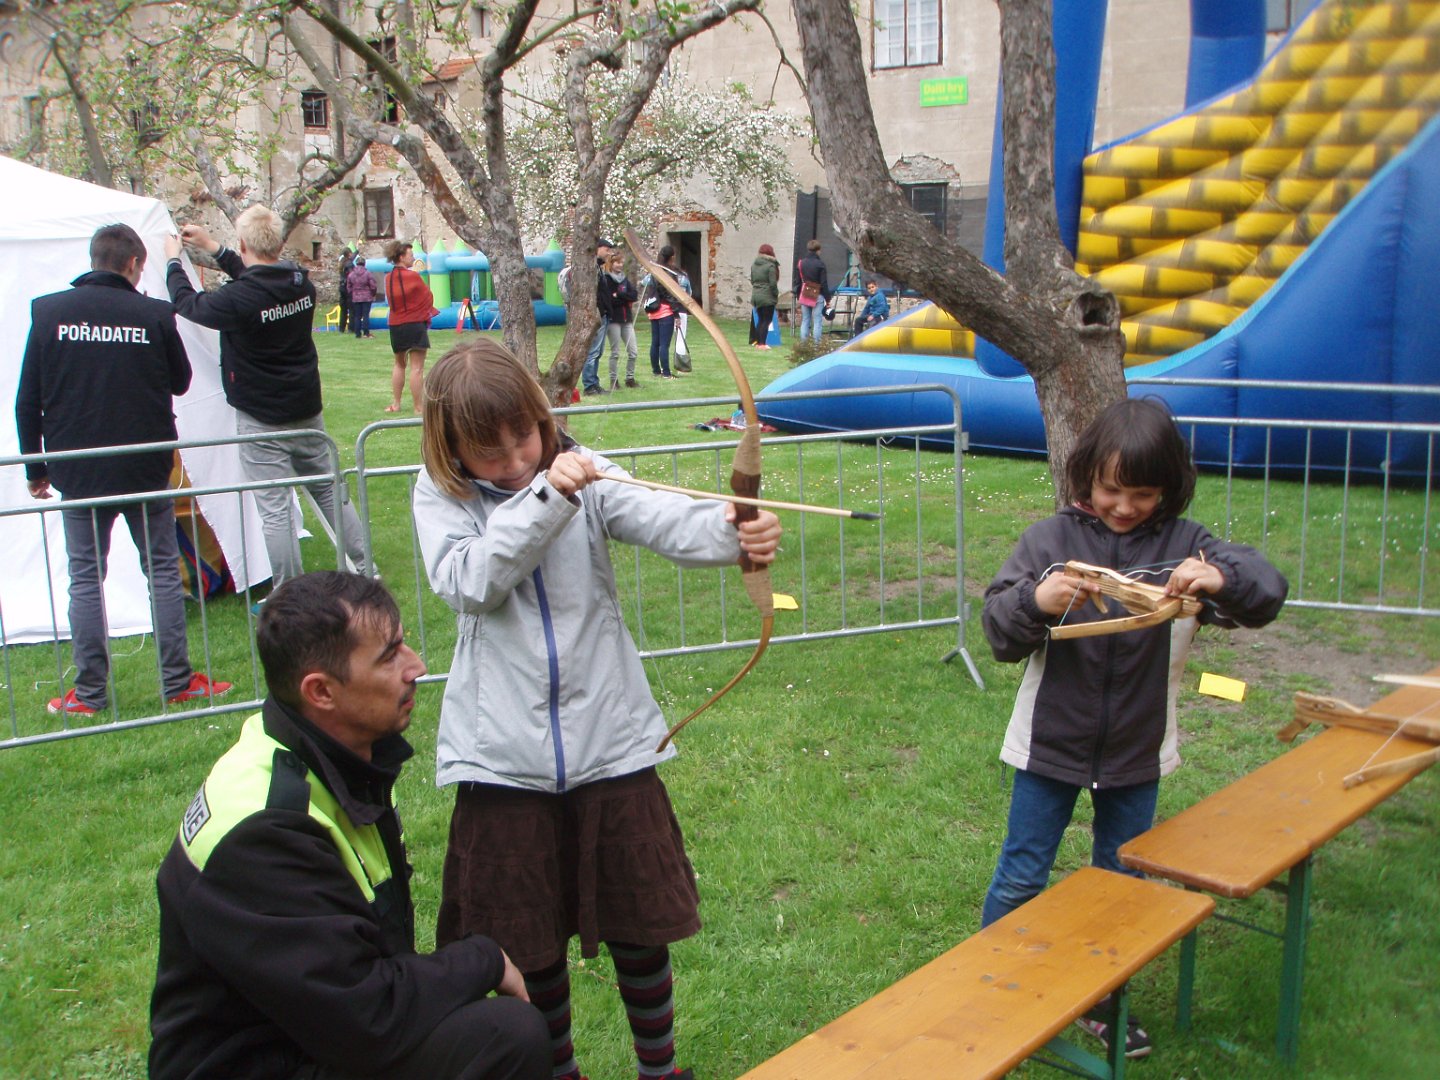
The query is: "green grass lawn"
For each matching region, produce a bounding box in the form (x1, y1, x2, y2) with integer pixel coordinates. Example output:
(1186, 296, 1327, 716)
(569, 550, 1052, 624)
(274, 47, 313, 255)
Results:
(1, 322, 1437, 1078)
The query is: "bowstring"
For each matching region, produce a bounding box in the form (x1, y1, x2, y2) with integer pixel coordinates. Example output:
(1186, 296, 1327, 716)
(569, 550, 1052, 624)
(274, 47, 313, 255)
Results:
(1348, 692, 1440, 776)
(592, 450, 683, 730)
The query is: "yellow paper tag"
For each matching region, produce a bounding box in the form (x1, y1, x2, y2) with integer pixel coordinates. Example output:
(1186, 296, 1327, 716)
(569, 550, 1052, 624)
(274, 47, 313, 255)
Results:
(772, 593, 799, 611)
(1198, 672, 1247, 702)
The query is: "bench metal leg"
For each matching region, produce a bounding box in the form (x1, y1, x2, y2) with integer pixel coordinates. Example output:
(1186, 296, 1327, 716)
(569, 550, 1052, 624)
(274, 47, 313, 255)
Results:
(1037, 981, 1129, 1079)
(1177, 924, 1198, 1031)
(1276, 856, 1313, 1063)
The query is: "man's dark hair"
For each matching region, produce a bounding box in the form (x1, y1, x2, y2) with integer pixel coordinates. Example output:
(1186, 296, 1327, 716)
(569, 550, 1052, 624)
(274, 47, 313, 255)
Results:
(1065, 397, 1197, 524)
(256, 572, 400, 707)
(90, 224, 146, 274)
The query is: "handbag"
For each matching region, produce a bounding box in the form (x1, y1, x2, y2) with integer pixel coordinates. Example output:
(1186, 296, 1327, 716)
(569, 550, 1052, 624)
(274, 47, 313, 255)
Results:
(799, 280, 821, 302)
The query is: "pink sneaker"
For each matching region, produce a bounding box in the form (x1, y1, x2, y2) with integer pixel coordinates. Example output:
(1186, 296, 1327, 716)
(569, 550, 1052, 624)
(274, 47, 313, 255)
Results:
(48, 688, 99, 716)
(167, 672, 234, 704)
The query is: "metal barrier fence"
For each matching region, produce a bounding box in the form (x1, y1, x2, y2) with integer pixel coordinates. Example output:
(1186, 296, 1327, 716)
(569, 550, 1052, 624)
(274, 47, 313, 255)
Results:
(353, 384, 982, 702)
(1, 430, 355, 747)
(4, 378, 1436, 750)
(1137, 380, 1438, 618)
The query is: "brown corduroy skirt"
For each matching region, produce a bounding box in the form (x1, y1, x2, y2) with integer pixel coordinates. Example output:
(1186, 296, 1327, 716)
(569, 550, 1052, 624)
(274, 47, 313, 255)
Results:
(435, 768, 701, 971)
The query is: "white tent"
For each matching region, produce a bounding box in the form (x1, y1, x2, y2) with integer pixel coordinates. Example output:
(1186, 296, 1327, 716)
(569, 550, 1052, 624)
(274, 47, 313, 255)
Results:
(1, 155, 269, 645)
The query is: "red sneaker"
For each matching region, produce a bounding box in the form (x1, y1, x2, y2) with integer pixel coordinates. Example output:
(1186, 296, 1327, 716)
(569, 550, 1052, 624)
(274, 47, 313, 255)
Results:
(167, 672, 234, 704)
(48, 688, 99, 715)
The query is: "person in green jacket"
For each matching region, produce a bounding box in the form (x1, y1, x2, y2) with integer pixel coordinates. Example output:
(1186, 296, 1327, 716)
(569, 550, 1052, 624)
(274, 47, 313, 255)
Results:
(748, 243, 780, 349)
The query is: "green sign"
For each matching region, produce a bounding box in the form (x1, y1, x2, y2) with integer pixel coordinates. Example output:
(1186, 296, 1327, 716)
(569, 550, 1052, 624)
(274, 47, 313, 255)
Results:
(920, 77, 969, 108)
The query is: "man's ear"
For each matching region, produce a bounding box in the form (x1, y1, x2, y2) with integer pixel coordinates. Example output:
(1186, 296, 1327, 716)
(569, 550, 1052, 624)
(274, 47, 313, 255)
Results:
(297, 670, 338, 713)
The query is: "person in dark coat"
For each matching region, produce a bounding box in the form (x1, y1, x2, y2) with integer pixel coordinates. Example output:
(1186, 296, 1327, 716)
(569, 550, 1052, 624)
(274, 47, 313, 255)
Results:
(338, 248, 355, 333)
(793, 238, 831, 344)
(148, 571, 549, 1080)
(15, 223, 231, 716)
(749, 243, 779, 349)
(165, 207, 370, 587)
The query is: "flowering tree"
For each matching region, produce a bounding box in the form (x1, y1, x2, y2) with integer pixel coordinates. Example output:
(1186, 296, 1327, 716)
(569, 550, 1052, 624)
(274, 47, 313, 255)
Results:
(8, 0, 766, 392)
(506, 66, 805, 246)
(289, 0, 765, 396)
(4, 0, 366, 236)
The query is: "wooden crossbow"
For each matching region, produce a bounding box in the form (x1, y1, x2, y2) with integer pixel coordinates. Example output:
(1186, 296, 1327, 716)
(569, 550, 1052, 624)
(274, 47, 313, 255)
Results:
(1048, 561, 1203, 640)
(1281, 691, 1440, 788)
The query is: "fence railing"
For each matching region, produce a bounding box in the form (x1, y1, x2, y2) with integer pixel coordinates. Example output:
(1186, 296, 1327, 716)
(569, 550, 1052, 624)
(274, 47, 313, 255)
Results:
(0, 431, 353, 747)
(4, 378, 1437, 749)
(354, 384, 983, 699)
(1135, 379, 1438, 617)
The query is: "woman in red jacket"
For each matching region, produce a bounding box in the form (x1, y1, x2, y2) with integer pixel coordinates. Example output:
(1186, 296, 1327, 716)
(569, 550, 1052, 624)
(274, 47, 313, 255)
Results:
(383, 240, 437, 413)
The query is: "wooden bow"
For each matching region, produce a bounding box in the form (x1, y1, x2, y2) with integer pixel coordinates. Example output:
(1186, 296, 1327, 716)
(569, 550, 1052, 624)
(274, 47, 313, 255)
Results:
(625, 230, 775, 751)
(1048, 561, 1203, 640)
(1281, 691, 1440, 788)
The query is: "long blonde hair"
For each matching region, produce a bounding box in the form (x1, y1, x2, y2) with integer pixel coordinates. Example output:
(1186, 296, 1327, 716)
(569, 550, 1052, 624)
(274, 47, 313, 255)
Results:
(421, 340, 560, 499)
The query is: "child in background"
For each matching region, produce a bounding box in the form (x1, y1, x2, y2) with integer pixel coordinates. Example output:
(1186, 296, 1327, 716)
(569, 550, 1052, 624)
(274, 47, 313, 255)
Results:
(413, 340, 782, 1080)
(599, 251, 640, 389)
(851, 279, 890, 336)
(980, 397, 1287, 1059)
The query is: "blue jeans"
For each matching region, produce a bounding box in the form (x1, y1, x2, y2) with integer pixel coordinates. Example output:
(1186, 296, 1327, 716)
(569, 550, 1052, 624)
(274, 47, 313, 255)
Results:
(649, 315, 675, 376)
(351, 301, 371, 337)
(798, 301, 825, 342)
(581, 317, 609, 390)
(980, 769, 1158, 927)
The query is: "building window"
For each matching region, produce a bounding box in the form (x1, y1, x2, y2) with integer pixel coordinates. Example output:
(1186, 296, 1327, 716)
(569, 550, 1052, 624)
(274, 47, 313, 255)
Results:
(904, 182, 948, 236)
(301, 90, 329, 130)
(130, 102, 164, 149)
(873, 0, 941, 70)
(364, 188, 395, 240)
(470, 5, 491, 38)
(367, 36, 401, 123)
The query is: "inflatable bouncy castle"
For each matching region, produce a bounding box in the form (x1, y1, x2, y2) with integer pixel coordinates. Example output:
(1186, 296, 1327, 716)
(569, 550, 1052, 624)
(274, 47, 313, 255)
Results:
(760, 0, 1440, 475)
(361, 240, 567, 330)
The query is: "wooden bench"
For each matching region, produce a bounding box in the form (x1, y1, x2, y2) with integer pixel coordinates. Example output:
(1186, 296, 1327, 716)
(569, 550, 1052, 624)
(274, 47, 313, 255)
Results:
(739, 867, 1213, 1080)
(1119, 665, 1440, 1062)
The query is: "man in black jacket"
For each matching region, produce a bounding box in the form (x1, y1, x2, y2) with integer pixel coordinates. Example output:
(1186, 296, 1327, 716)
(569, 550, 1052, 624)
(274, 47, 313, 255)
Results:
(14, 223, 231, 716)
(164, 206, 370, 591)
(149, 571, 549, 1080)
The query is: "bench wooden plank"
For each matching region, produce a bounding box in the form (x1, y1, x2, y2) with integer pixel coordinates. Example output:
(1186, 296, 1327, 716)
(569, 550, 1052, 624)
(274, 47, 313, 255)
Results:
(740, 867, 1213, 1080)
(1120, 667, 1440, 897)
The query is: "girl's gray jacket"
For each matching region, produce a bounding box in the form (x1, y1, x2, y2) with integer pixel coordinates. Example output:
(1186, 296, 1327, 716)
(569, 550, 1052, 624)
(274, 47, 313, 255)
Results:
(413, 447, 742, 793)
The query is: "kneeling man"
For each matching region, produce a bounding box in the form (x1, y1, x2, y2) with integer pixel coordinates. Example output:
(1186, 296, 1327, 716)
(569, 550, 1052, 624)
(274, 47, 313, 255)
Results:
(149, 571, 548, 1080)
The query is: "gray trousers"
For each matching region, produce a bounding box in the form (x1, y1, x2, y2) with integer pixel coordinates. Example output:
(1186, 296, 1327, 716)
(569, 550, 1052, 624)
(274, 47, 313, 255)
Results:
(235, 410, 369, 587)
(62, 500, 191, 708)
(605, 320, 639, 384)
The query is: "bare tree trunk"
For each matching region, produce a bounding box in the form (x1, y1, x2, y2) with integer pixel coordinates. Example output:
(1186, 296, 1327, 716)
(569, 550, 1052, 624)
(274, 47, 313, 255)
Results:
(789, 0, 1126, 504)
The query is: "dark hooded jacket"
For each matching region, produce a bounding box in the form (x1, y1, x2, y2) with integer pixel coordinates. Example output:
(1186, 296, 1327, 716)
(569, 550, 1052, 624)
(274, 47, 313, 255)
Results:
(982, 506, 1288, 789)
(167, 248, 322, 424)
(16, 270, 191, 498)
(149, 698, 509, 1079)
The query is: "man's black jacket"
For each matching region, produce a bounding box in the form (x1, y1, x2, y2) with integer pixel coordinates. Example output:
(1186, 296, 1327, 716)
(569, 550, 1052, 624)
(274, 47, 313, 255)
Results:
(166, 248, 322, 424)
(148, 699, 509, 1079)
(15, 270, 191, 498)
